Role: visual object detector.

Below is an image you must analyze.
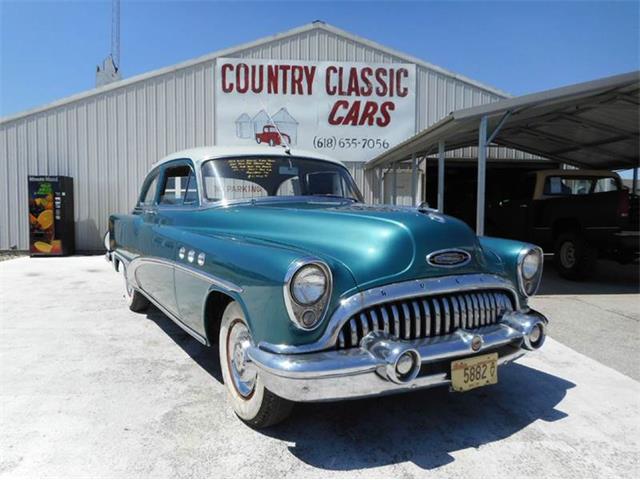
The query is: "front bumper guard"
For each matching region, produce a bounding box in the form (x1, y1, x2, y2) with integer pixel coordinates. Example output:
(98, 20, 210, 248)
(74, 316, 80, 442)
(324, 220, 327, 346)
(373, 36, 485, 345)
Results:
(247, 310, 548, 402)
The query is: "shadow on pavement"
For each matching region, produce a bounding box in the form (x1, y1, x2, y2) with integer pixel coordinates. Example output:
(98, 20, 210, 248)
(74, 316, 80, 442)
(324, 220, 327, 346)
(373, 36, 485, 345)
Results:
(538, 259, 639, 296)
(145, 306, 223, 383)
(264, 363, 574, 471)
(146, 305, 575, 472)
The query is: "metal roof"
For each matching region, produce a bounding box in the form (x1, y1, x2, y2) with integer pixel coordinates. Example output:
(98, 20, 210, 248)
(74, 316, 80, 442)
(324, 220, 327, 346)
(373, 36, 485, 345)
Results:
(0, 21, 508, 125)
(366, 71, 640, 171)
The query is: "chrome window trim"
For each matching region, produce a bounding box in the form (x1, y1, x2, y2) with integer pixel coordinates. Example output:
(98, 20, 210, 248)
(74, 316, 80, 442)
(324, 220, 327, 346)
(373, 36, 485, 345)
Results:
(260, 273, 522, 355)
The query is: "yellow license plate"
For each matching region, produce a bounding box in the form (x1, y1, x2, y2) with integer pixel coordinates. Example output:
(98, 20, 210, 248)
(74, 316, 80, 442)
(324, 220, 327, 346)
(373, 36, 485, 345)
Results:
(451, 353, 498, 392)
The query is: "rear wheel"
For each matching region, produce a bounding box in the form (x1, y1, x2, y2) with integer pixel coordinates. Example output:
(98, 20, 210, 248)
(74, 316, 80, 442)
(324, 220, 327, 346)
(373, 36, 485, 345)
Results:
(268, 139, 275, 147)
(219, 301, 293, 428)
(121, 265, 150, 312)
(554, 233, 596, 280)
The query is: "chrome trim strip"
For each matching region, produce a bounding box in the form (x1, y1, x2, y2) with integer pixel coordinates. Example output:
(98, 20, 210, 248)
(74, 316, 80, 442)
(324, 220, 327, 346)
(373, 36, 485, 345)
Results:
(127, 256, 243, 293)
(259, 273, 521, 355)
(422, 299, 431, 336)
(412, 300, 421, 339)
(391, 304, 400, 336)
(136, 286, 208, 345)
(402, 303, 411, 339)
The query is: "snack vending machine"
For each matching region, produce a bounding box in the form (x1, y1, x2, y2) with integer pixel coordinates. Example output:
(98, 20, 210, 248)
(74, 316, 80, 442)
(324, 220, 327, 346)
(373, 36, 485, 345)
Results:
(28, 176, 75, 256)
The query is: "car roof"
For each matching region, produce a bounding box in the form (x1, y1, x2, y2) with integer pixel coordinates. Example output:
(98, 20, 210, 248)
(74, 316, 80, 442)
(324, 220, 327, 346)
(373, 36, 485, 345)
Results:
(151, 146, 346, 170)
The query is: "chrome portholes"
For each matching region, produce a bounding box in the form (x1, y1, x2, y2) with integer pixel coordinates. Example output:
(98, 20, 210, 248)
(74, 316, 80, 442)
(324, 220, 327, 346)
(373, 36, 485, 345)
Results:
(178, 247, 206, 268)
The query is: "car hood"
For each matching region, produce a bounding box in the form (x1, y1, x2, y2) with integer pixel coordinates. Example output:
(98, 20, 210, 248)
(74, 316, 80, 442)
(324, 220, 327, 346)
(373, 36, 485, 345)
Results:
(192, 201, 491, 289)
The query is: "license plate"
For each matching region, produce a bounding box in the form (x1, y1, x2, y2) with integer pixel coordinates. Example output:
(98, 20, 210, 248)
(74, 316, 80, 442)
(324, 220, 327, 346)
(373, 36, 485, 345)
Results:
(451, 353, 498, 392)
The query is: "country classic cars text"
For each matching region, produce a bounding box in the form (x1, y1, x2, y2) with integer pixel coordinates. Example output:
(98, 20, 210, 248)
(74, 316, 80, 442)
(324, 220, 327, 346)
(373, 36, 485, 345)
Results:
(220, 62, 410, 127)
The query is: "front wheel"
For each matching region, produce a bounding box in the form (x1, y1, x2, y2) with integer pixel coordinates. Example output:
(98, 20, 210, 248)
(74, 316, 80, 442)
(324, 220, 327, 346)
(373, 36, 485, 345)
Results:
(122, 266, 150, 312)
(554, 233, 596, 280)
(219, 301, 293, 428)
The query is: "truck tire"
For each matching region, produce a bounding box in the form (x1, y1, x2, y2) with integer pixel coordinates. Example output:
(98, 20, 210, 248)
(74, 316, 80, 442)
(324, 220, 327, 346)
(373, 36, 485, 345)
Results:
(554, 233, 596, 280)
(122, 266, 150, 312)
(219, 301, 293, 428)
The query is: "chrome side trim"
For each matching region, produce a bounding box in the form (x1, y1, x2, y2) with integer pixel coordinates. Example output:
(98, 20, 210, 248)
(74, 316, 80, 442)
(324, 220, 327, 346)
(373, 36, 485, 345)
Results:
(127, 255, 243, 293)
(259, 273, 521, 355)
(136, 287, 208, 345)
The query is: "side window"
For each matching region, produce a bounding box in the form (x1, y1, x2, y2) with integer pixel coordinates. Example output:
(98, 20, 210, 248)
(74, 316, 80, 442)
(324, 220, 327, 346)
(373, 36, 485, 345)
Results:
(139, 172, 159, 206)
(183, 172, 199, 204)
(593, 177, 619, 193)
(159, 164, 198, 206)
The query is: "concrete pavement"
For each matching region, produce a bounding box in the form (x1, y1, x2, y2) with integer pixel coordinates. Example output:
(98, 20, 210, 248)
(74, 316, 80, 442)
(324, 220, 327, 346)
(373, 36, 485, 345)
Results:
(1, 256, 639, 477)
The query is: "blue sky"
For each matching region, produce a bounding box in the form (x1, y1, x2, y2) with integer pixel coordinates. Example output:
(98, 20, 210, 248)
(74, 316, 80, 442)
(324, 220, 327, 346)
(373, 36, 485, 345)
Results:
(1, 0, 638, 118)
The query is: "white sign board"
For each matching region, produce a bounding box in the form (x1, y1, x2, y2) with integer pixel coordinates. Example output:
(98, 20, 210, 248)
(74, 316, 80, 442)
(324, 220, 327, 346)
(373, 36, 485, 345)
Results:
(215, 58, 416, 162)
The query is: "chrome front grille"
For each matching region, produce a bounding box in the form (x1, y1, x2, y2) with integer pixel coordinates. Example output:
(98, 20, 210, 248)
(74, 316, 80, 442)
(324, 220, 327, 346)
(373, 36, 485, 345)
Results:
(336, 289, 515, 350)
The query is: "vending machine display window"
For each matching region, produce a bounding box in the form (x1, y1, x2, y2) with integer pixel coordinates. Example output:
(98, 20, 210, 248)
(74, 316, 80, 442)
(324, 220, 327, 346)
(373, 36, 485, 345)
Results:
(28, 176, 75, 256)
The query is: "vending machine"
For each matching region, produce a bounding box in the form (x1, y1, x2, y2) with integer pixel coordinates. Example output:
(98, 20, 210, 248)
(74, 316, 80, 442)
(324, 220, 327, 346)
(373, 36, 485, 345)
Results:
(28, 176, 75, 256)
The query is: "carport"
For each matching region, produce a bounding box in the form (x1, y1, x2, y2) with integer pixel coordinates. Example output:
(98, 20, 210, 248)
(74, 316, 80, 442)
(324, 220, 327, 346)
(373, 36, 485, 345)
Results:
(366, 71, 640, 235)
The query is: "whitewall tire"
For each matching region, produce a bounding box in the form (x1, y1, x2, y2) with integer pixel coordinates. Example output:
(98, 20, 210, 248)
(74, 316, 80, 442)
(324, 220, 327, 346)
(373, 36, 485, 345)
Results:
(121, 265, 150, 312)
(219, 301, 293, 428)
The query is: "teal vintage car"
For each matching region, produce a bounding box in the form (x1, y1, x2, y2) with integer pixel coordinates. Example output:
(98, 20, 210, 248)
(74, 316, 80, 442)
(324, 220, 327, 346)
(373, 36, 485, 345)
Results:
(105, 146, 548, 428)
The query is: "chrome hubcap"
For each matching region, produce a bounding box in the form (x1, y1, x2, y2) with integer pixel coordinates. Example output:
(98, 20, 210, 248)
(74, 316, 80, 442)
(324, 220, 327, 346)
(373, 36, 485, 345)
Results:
(560, 241, 576, 268)
(227, 321, 257, 398)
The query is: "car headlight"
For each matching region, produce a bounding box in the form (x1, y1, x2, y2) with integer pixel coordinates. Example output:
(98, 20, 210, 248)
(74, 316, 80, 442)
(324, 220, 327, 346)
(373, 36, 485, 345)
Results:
(284, 260, 332, 330)
(291, 265, 327, 305)
(518, 247, 543, 297)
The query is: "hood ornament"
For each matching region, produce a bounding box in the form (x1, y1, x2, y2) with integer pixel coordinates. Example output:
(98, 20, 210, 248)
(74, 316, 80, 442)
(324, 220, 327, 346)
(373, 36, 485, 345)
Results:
(426, 249, 471, 268)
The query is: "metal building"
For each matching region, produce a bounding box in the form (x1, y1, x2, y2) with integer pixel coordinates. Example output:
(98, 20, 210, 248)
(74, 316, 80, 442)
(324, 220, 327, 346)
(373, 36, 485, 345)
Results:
(1, 21, 516, 251)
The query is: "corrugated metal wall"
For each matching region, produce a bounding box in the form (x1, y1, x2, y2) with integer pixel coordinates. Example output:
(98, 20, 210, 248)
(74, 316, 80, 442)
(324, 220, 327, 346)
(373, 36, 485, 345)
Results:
(0, 24, 512, 251)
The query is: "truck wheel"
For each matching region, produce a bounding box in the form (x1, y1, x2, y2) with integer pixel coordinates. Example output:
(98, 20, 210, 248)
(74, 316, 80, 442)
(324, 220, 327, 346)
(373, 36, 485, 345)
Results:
(256, 137, 261, 144)
(122, 266, 150, 312)
(268, 139, 275, 146)
(554, 233, 596, 280)
(219, 301, 293, 428)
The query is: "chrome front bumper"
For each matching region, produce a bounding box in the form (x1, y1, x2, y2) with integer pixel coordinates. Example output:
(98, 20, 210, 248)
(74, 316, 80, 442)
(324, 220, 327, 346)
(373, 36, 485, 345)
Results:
(247, 310, 548, 402)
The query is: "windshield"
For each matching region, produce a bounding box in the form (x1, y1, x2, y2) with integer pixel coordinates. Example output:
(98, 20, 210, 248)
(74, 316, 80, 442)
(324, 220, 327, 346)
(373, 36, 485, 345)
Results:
(201, 156, 363, 203)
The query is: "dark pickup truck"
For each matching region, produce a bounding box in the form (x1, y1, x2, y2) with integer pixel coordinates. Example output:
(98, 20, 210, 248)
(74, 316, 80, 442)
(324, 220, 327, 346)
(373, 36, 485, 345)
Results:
(486, 169, 639, 279)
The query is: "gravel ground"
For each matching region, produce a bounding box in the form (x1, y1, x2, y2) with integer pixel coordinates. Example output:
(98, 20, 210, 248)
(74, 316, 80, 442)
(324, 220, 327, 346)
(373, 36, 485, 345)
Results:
(1, 256, 639, 478)
(0, 251, 27, 262)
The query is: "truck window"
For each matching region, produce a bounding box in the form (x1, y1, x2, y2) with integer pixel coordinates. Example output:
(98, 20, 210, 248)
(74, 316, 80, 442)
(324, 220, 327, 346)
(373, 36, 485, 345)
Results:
(543, 176, 618, 196)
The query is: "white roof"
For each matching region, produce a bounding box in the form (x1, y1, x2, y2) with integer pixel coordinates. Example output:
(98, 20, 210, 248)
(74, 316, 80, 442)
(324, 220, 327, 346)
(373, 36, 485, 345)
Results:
(151, 146, 346, 169)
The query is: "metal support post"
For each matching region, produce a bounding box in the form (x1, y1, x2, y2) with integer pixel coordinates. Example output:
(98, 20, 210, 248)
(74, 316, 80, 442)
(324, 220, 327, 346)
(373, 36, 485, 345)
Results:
(438, 140, 445, 213)
(392, 162, 397, 205)
(411, 154, 417, 206)
(476, 115, 488, 236)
